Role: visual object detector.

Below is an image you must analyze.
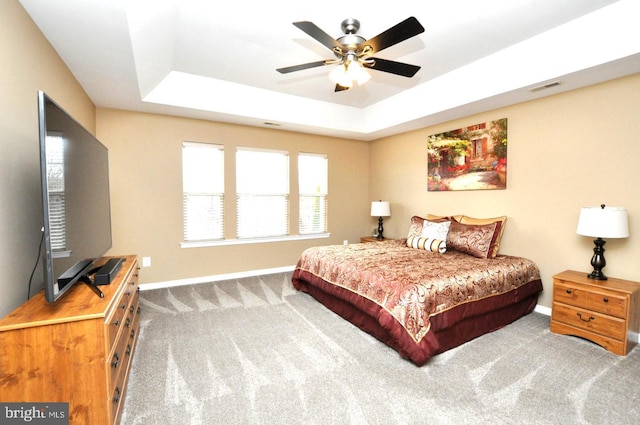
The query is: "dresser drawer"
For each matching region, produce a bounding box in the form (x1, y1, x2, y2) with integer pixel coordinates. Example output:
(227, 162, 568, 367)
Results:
(106, 264, 139, 348)
(109, 324, 130, 386)
(553, 280, 586, 306)
(584, 290, 626, 318)
(554, 280, 627, 318)
(552, 302, 626, 340)
(110, 300, 140, 425)
(106, 300, 129, 348)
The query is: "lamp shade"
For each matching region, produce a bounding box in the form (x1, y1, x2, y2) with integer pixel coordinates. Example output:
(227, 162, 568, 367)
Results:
(371, 201, 390, 217)
(576, 206, 629, 239)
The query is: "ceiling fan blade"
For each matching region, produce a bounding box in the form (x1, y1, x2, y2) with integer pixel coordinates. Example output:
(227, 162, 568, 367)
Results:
(277, 60, 329, 74)
(334, 84, 350, 92)
(364, 17, 425, 54)
(293, 21, 344, 52)
(365, 58, 421, 77)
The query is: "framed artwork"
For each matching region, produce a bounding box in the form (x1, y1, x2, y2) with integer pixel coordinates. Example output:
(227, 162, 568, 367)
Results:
(427, 118, 507, 191)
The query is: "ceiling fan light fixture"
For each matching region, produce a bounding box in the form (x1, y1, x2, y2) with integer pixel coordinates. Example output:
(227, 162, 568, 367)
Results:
(350, 61, 371, 85)
(329, 59, 370, 87)
(329, 63, 352, 87)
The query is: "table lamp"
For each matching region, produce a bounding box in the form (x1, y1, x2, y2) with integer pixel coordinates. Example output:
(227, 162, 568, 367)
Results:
(576, 204, 629, 280)
(371, 201, 391, 240)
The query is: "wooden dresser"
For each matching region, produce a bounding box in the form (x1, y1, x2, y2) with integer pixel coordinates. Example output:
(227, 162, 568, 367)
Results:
(550, 270, 640, 355)
(0, 255, 140, 425)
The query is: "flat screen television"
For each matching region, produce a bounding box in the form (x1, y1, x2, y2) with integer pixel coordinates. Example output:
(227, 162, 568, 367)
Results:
(38, 91, 113, 303)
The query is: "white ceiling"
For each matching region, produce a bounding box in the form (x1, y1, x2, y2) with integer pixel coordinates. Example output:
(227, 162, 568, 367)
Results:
(20, 0, 640, 141)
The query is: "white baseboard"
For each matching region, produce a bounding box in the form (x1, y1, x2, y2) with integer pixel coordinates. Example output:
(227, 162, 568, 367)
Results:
(140, 265, 296, 291)
(534, 304, 551, 316)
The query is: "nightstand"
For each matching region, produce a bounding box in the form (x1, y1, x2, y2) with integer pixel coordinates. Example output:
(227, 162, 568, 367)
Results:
(360, 236, 389, 243)
(550, 270, 640, 355)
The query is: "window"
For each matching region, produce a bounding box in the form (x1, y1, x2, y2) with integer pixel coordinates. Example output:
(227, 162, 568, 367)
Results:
(45, 132, 66, 251)
(298, 153, 328, 234)
(236, 148, 289, 239)
(182, 142, 224, 241)
(471, 138, 487, 159)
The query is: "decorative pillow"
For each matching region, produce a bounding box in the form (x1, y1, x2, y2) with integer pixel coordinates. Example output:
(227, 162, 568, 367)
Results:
(407, 216, 426, 239)
(458, 215, 507, 257)
(422, 219, 451, 240)
(446, 220, 501, 259)
(407, 235, 447, 253)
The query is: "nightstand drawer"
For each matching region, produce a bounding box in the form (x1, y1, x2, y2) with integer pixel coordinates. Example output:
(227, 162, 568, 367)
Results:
(553, 280, 627, 318)
(552, 302, 626, 341)
(553, 280, 585, 305)
(584, 291, 626, 318)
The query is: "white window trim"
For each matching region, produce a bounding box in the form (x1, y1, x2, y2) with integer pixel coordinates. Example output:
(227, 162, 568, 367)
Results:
(180, 232, 330, 248)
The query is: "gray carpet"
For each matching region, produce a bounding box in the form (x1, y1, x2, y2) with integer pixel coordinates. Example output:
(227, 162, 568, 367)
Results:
(120, 272, 640, 425)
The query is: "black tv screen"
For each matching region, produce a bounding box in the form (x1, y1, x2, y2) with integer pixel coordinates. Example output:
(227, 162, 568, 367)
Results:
(38, 91, 112, 303)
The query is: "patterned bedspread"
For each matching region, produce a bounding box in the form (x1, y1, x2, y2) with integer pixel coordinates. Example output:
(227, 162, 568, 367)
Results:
(294, 239, 541, 343)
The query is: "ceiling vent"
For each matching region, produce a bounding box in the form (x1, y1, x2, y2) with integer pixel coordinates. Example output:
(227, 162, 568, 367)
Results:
(529, 81, 561, 92)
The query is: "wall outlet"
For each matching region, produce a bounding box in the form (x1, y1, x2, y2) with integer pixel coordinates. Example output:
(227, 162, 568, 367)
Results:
(142, 256, 151, 267)
(343, 240, 348, 245)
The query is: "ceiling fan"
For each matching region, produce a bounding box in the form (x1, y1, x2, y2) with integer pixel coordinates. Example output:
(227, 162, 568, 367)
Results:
(277, 17, 425, 92)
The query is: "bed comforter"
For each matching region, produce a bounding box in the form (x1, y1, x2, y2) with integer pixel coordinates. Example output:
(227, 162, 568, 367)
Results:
(292, 239, 543, 365)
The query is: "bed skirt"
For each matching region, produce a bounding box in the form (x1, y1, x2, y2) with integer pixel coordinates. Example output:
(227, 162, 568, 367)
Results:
(292, 269, 543, 366)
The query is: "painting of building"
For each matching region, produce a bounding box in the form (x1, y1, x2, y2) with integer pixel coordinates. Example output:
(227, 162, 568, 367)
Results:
(427, 118, 507, 191)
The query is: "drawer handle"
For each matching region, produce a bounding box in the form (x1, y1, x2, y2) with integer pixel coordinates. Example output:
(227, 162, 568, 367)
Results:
(113, 387, 121, 404)
(112, 319, 119, 326)
(566, 289, 572, 294)
(112, 353, 120, 368)
(126, 344, 132, 356)
(577, 312, 595, 323)
(603, 297, 609, 303)
(120, 303, 126, 309)
(125, 317, 131, 328)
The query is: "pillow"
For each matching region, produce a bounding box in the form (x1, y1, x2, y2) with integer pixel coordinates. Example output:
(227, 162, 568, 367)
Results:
(446, 220, 501, 259)
(424, 214, 464, 222)
(422, 219, 451, 240)
(458, 215, 507, 257)
(407, 235, 447, 253)
(407, 216, 426, 239)
(408, 216, 451, 239)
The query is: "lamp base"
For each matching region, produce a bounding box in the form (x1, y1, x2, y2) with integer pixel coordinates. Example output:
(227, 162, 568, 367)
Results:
(587, 270, 608, 281)
(377, 216, 384, 240)
(587, 237, 608, 281)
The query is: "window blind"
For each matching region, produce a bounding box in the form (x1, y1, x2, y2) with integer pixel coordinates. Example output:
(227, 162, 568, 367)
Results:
(236, 148, 289, 239)
(182, 142, 224, 241)
(298, 153, 328, 234)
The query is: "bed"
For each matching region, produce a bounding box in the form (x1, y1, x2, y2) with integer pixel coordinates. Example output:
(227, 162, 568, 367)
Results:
(292, 215, 543, 366)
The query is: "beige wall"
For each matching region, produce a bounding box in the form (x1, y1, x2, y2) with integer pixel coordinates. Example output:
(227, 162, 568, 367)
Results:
(370, 73, 640, 308)
(96, 109, 370, 284)
(0, 0, 95, 317)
